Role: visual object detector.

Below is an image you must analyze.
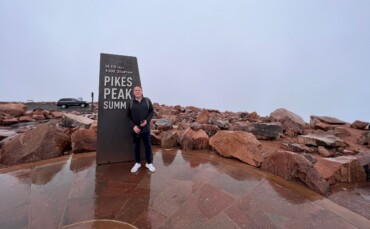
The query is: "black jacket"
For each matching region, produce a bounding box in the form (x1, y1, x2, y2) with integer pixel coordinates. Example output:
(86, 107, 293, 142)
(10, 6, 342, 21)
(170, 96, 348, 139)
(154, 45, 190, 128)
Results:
(127, 97, 154, 133)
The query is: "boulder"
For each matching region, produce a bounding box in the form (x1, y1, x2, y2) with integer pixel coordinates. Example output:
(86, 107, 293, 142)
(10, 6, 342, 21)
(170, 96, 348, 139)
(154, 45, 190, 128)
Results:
(32, 114, 45, 120)
(0, 123, 70, 165)
(89, 120, 98, 132)
(190, 122, 202, 131)
(310, 115, 346, 125)
(244, 111, 260, 122)
(269, 108, 305, 136)
(0, 129, 17, 141)
(196, 110, 210, 124)
(150, 132, 161, 146)
(200, 124, 220, 137)
(71, 128, 97, 153)
(210, 117, 229, 130)
(179, 128, 209, 150)
(0, 103, 26, 117)
(155, 118, 172, 131)
(230, 122, 282, 140)
(1, 118, 18, 126)
(353, 150, 370, 180)
(280, 142, 315, 154)
(229, 122, 250, 131)
(209, 131, 264, 167)
(333, 127, 351, 138)
(161, 130, 178, 149)
(314, 156, 366, 185)
(358, 132, 370, 145)
(18, 116, 35, 122)
(261, 150, 330, 196)
(318, 146, 334, 157)
(63, 113, 94, 128)
(353, 150, 370, 167)
(351, 120, 369, 130)
(297, 133, 346, 148)
(51, 111, 63, 119)
(310, 119, 336, 131)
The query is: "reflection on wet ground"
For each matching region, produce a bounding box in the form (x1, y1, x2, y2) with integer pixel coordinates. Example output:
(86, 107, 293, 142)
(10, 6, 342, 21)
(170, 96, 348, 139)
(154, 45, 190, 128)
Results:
(0, 148, 369, 229)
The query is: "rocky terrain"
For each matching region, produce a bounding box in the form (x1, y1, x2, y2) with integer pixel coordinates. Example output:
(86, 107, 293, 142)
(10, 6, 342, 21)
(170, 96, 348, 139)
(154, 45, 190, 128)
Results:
(0, 102, 369, 197)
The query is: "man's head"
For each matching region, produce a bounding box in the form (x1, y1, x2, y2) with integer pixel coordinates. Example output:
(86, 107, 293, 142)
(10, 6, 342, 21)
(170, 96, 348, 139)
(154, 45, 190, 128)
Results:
(133, 85, 143, 99)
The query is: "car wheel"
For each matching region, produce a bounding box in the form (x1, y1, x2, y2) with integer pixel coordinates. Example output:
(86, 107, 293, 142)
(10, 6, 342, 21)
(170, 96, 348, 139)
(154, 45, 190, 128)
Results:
(80, 104, 86, 108)
(61, 105, 67, 109)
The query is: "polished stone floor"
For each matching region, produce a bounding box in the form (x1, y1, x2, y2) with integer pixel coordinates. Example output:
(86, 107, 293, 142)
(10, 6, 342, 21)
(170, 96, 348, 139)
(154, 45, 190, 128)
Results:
(0, 148, 369, 229)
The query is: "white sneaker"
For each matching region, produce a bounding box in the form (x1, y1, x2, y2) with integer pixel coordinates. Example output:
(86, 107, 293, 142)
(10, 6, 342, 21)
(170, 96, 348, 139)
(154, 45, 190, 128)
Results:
(131, 163, 141, 173)
(145, 163, 156, 172)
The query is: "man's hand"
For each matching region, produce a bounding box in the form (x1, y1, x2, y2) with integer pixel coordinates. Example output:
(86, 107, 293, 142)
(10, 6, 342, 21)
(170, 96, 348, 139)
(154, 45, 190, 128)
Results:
(133, 125, 141, 134)
(140, 120, 147, 127)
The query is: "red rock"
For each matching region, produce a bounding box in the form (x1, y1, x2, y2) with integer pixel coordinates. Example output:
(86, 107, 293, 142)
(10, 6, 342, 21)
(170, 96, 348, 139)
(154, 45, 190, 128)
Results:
(51, 111, 63, 119)
(155, 118, 172, 131)
(334, 127, 351, 138)
(209, 131, 264, 167)
(310, 115, 346, 125)
(200, 124, 220, 137)
(190, 122, 202, 131)
(0, 123, 70, 165)
(318, 146, 333, 157)
(151, 132, 161, 146)
(310, 119, 336, 130)
(0, 103, 26, 117)
(32, 114, 45, 120)
(358, 132, 370, 145)
(89, 120, 98, 132)
(314, 156, 366, 185)
(351, 120, 369, 130)
(1, 118, 18, 126)
(280, 142, 314, 154)
(161, 130, 177, 149)
(269, 108, 305, 136)
(353, 150, 370, 167)
(297, 133, 346, 148)
(71, 129, 97, 153)
(196, 110, 210, 124)
(18, 116, 35, 122)
(261, 150, 330, 196)
(179, 128, 209, 150)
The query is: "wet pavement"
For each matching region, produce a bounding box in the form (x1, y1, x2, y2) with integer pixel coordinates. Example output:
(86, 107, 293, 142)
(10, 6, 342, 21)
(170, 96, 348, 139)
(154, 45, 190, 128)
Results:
(0, 148, 369, 229)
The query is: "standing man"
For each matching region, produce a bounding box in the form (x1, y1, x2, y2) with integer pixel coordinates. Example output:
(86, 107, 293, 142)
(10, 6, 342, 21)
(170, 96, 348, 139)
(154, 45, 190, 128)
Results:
(127, 85, 155, 173)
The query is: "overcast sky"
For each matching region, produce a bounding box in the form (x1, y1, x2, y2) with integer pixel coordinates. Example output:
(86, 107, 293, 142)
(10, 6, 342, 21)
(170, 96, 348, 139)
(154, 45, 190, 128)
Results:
(1, 0, 369, 122)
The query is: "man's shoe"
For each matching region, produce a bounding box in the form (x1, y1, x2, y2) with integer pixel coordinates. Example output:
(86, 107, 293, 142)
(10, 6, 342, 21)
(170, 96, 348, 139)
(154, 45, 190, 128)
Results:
(131, 163, 141, 173)
(145, 163, 156, 172)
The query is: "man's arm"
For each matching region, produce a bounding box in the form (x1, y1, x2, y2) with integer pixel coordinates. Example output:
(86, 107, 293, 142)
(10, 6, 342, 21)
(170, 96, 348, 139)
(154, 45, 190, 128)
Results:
(145, 98, 154, 123)
(127, 100, 135, 130)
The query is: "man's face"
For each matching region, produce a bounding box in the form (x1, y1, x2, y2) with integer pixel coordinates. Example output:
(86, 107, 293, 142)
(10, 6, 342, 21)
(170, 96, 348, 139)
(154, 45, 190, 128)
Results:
(134, 87, 143, 98)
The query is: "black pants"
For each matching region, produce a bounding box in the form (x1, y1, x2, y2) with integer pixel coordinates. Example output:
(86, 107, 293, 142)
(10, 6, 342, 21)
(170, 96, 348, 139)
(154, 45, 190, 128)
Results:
(132, 131, 153, 164)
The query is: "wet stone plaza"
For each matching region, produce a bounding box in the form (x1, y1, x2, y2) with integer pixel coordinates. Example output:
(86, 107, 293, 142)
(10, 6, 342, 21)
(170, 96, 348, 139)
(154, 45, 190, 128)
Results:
(0, 148, 369, 229)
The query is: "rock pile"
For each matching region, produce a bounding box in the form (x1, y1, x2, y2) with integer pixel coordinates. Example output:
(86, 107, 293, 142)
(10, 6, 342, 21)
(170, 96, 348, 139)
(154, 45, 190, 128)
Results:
(1, 102, 369, 196)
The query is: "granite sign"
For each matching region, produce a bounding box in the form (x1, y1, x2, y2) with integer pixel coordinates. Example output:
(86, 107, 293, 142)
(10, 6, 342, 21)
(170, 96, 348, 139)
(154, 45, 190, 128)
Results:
(97, 53, 143, 164)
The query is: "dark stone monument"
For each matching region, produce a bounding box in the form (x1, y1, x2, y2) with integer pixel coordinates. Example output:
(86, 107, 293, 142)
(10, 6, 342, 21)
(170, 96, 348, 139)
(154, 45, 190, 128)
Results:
(97, 53, 142, 164)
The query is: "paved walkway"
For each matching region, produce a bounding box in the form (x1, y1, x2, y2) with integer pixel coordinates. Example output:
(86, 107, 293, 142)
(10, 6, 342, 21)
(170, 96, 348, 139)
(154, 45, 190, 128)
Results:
(0, 148, 369, 229)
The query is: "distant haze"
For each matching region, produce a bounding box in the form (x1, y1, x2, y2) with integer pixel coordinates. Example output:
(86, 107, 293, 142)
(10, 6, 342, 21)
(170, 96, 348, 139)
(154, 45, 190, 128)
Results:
(1, 1, 369, 122)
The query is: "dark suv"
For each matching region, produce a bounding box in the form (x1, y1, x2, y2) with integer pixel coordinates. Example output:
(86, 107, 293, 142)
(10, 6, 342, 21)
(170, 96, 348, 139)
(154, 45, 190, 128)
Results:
(57, 98, 89, 109)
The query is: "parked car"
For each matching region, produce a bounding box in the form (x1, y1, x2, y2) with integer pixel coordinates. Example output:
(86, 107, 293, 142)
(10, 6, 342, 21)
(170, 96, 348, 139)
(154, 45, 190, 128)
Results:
(57, 98, 89, 109)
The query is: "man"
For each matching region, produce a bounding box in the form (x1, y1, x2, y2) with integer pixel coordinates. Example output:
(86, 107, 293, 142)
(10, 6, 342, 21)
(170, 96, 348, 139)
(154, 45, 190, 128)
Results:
(127, 85, 155, 173)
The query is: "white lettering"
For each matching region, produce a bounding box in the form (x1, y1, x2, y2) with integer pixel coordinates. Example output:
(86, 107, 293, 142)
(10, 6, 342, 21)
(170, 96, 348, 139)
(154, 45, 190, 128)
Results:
(104, 88, 110, 99)
(111, 88, 117, 99)
(103, 101, 127, 109)
(127, 77, 132, 87)
(104, 76, 110, 86)
(126, 88, 132, 99)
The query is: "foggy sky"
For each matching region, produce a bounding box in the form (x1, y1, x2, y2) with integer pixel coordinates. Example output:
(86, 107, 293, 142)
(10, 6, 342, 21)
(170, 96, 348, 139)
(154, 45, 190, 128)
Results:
(1, 0, 369, 122)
